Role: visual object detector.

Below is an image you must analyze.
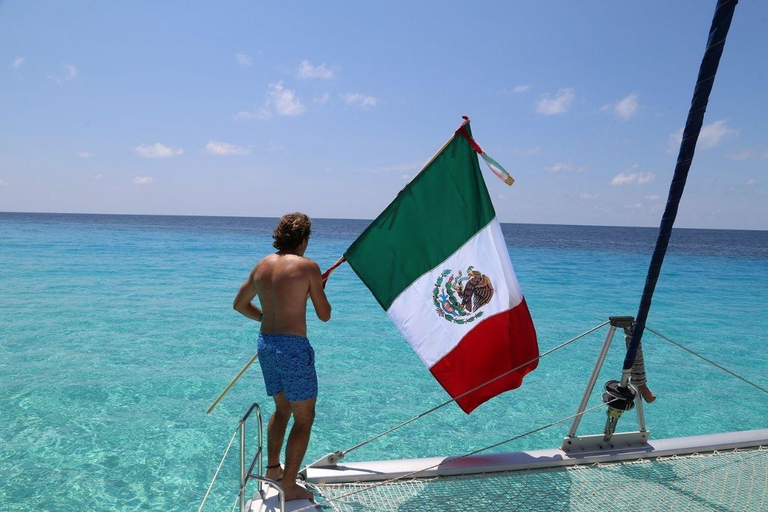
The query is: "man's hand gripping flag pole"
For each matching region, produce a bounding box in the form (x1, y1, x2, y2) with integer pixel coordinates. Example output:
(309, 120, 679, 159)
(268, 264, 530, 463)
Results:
(322, 256, 346, 288)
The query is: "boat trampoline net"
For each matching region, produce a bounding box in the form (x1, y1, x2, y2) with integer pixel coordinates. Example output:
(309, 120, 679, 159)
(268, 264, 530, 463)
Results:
(308, 447, 767, 512)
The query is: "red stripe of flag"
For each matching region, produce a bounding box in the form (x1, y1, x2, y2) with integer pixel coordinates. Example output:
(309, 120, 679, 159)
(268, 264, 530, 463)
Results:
(429, 299, 539, 413)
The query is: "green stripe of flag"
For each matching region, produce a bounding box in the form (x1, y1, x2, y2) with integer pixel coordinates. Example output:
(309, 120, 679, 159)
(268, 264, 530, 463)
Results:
(344, 127, 496, 310)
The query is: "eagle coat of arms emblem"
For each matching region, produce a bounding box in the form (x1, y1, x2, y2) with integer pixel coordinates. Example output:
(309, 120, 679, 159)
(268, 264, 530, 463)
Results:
(432, 266, 494, 324)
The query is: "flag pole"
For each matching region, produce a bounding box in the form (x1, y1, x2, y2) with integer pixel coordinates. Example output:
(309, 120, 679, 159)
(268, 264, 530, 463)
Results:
(417, 134, 458, 177)
(404, 118, 468, 186)
(206, 352, 259, 414)
(321, 256, 346, 287)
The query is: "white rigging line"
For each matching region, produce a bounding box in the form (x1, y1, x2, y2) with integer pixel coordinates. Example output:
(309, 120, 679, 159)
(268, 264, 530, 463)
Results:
(645, 327, 768, 395)
(197, 426, 239, 512)
(336, 320, 611, 458)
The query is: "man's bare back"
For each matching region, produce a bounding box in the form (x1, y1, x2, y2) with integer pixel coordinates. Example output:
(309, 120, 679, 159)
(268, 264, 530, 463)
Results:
(252, 253, 331, 337)
(233, 242, 330, 336)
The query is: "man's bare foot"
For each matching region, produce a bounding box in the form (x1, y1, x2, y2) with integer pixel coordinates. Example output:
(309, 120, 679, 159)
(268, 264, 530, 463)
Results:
(282, 482, 315, 502)
(265, 464, 283, 482)
(638, 384, 656, 404)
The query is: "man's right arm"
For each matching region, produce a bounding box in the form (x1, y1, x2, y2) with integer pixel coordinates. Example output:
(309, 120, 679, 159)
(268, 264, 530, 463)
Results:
(233, 270, 263, 322)
(307, 261, 331, 322)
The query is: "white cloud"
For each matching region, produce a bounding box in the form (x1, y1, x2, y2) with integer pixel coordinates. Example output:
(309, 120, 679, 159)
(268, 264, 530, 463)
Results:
(65, 63, 77, 81)
(617, 93, 640, 119)
(543, 162, 587, 173)
(135, 143, 184, 158)
(314, 92, 331, 105)
(365, 162, 421, 174)
(48, 63, 78, 84)
(645, 194, 661, 200)
(79, 151, 93, 159)
(267, 81, 305, 118)
(400, 174, 410, 181)
(611, 164, 655, 186)
(511, 85, 531, 94)
(93, 173, 104, 180)
(297, 60, 335, 80)
(342, 93, 378, 109)
(699, 119, 736, 149)
(510, 147, 541, 156)
(536, 88, 575, 115)
(234, 110, 259, 121)
(235, 82, 305, 120)
(667, 128, 683, 152)
(602, 92, 639, 120)
(762, 152, 768, 161)
(497, 193, 509, 201)
(205, 140, 250, 156)
(625, 203, 643, 209)
(667, 119, 735, 152)
(726, 149, 753, 161)
(12, 57, 24, 69)
(728, 178, 757, 194)
(267, 139, 284, 152)
(271, 82, 305, 116)
(579, 193, 598, 200)
(0, 179, 8, 186)
(235, 53, 253, 67)
(132, 176, 154, 185)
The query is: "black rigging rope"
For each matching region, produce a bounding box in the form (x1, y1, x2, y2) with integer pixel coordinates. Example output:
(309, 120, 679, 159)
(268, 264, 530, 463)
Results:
(625, 0, 739, 371)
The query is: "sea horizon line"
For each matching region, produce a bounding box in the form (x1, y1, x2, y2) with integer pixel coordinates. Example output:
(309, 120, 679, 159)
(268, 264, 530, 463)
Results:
(1, 210, 766, 233)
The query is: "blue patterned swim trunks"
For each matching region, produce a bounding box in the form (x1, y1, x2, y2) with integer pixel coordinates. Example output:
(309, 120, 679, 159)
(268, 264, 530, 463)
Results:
(257, 333, 317, 402)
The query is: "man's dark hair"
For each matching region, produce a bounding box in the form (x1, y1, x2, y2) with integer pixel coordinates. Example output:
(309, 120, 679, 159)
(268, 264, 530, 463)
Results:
(273, 212, 312, 251)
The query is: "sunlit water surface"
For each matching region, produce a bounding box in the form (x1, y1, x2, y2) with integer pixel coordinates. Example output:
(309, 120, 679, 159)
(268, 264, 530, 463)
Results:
(1, 213, 766, 511)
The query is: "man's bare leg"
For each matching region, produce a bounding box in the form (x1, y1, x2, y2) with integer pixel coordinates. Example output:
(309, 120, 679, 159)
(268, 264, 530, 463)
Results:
(282, 397, 316, 502)
(265, 392, 291, 482)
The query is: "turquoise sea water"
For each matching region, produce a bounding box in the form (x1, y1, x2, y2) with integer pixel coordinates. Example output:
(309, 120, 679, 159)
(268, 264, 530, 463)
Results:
(1, 213, 766, 512)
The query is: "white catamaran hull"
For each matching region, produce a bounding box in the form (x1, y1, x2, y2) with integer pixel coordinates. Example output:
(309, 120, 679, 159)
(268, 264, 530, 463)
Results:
(304, 428, 768, 485)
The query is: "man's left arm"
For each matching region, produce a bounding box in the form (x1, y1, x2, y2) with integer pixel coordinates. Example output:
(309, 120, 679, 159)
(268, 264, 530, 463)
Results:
(233, 272, 263, 322)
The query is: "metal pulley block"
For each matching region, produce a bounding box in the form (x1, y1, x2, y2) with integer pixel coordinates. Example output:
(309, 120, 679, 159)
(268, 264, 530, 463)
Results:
(602, 380, 636, 411)
(602, 380, 637, 441)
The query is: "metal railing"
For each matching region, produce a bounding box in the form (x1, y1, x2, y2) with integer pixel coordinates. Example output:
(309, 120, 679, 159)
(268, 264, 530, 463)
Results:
(237, 402, 285, 512)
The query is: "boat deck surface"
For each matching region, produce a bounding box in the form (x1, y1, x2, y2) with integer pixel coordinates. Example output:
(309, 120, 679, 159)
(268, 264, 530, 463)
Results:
(247, 482, 321, 512)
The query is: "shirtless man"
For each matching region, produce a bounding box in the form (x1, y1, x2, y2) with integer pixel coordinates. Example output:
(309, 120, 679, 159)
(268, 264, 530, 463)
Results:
(233, 213, 331, 502)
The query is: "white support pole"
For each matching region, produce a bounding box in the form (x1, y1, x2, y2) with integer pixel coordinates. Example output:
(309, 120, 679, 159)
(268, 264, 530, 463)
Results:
(239, 423, 246, 512)
(566, 325, 618, 438)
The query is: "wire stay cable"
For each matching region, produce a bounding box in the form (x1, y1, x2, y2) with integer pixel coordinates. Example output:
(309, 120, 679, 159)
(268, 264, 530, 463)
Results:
(646, 327, 768, 395)
(338, 320, 610, 458)
(197, 427, 240, 512)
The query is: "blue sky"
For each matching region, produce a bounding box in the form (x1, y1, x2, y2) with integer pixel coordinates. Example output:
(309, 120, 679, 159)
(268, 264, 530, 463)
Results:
(1, 1, 766, 229)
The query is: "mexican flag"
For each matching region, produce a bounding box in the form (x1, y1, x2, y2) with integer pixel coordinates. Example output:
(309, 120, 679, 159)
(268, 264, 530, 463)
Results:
(344, 123, 538, 413)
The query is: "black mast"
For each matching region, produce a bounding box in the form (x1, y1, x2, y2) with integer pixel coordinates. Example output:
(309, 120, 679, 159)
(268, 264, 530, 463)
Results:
(623, 0, 739, 376)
